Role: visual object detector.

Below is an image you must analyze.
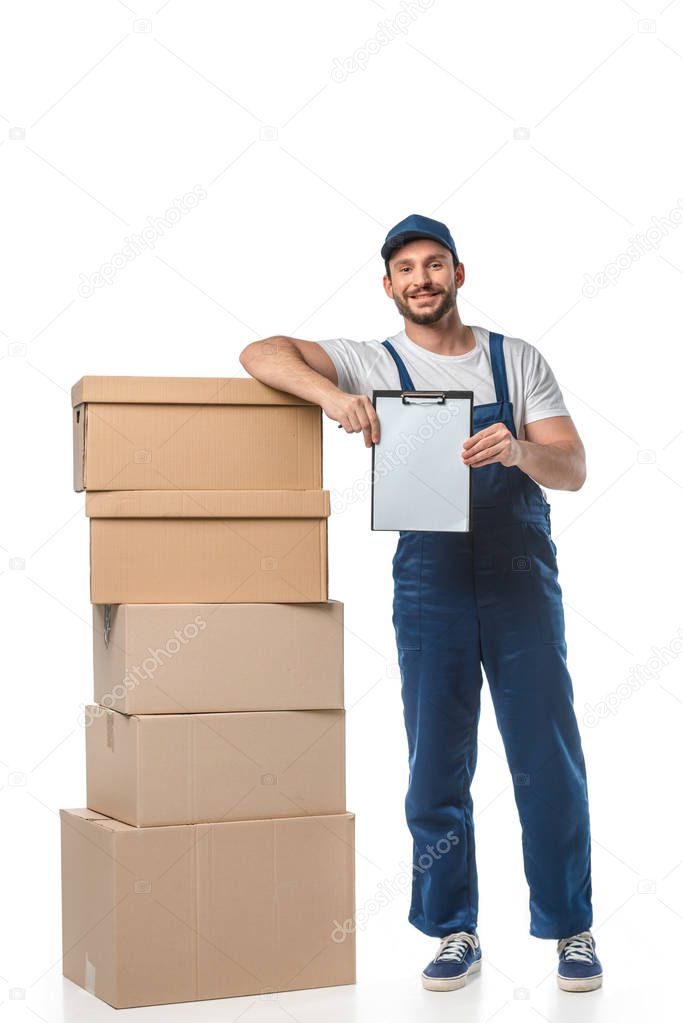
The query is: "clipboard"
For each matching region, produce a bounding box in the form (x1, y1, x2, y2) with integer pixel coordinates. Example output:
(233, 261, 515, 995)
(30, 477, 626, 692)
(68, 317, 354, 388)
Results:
(370, 389, 473, 532)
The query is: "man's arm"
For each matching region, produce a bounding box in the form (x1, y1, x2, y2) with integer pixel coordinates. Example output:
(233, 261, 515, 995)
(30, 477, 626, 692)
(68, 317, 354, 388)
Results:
(240, 335, 339, 400)
(461, 415, 586, 491)
(514, 416, 586, 491)
(239, 336, 380, 447)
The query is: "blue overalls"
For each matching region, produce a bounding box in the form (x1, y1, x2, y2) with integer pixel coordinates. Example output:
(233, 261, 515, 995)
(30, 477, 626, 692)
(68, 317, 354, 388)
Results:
(384, 332, 593, 940)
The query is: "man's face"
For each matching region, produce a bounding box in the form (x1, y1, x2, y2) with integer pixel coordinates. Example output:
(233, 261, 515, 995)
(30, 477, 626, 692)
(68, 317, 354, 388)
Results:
(384, 239, 461, 325)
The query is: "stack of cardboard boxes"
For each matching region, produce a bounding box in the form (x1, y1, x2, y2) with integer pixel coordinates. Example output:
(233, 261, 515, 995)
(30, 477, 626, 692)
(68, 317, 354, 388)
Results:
(60, 376, 356, 1009)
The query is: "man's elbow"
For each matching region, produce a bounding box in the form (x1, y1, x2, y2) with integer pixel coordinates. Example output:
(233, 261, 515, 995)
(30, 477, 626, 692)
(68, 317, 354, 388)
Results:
(569, 451, 587, 491)
(239, 336, 289, 369)
(239, 338, 270, 370)
(239, 339, 263, 368)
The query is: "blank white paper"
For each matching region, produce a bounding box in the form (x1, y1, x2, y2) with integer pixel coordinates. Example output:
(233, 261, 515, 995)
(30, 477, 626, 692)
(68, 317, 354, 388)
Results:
(372, 391, 472, 532)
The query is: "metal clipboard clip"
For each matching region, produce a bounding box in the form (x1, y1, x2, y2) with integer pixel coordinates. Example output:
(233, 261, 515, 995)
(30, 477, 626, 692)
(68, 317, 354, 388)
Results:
(401, 391, 447, 405)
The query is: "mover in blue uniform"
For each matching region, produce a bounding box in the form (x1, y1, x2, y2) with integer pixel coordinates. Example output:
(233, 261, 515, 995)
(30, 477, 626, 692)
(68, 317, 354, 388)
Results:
(240, 214, 602, 994)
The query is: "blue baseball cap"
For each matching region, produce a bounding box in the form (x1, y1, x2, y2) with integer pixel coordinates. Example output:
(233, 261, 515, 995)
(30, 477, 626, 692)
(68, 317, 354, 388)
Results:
(381, 213, 458, 265)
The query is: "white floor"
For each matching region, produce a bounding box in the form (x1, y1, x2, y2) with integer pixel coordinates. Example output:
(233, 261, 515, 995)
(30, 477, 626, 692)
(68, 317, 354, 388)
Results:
(15, 787, 680, 1023)
(25, 898, 667, 1023)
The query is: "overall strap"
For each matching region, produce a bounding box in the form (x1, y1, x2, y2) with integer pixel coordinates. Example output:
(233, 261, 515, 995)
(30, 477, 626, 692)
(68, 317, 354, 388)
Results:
(382, 338, 416, 391)
(489, 332, 510, 404)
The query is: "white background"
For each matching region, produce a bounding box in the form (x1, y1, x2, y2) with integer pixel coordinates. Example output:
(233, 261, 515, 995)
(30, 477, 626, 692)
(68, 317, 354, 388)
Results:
(2, 1, 683, 1020)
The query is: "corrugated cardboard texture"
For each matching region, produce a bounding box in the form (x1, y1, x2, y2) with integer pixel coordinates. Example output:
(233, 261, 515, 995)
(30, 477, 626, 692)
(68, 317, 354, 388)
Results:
(71, 377, 321, 492)
(71, 375, 315, 406)
(61, 809, 356, 1008)
(86, 707, 346, 826)
(93, 601, 344, 713)
(85, 489, 330, 518)
(73, 403, 322, 492)
(89, 515, 328, 603)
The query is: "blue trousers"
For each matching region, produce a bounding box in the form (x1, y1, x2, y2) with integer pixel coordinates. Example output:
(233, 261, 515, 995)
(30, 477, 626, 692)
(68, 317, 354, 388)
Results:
(393, 520, 593, 940)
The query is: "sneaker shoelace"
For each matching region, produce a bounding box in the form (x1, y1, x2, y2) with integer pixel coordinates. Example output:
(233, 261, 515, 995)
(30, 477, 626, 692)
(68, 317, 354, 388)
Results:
(434, 931, 478, 963)
(557, 931, 595, 963)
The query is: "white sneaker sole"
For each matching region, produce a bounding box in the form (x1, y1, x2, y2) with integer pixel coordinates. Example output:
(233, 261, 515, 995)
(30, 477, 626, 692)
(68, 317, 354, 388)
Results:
(557, 971, 603, 992)
(421, 958, 481, 991)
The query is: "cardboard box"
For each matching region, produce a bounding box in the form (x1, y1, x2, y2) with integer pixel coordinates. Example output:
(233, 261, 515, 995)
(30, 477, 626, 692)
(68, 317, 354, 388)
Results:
(85, 706, 346, 826)
(61, 808, 356, 1008)
(86, 489, 329, 603)
(72, 376, 322, 491)
(93, 600, 344, 713)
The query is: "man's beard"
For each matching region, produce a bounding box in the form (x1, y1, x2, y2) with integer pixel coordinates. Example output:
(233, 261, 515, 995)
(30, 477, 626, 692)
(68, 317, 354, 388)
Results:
(393, 286, 455, 325)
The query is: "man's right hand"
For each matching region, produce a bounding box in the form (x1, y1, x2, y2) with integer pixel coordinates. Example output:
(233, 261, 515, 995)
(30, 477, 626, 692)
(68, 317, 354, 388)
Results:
(322, 393, 381, 448)
(239, 337, 381, 447)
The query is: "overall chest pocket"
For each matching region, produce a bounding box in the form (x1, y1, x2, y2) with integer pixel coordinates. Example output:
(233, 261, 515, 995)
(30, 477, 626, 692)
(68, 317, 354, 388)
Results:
(471, 402, 512, 509)
(391, 532, 423, 650)
(471, 462, 511, 508)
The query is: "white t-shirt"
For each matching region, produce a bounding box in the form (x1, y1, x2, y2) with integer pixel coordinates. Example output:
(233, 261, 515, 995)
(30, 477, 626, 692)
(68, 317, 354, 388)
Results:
(317, 326, 570, 441)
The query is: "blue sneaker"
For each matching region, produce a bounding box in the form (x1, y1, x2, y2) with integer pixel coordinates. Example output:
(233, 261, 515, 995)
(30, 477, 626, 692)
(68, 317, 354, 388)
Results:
(557, 930, 603, 991)
(421, 931, 481, 991)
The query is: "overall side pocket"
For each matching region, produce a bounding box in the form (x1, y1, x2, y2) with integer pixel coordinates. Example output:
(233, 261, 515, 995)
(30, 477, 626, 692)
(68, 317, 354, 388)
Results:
(519, 521, 566, 646)
(392, 532, 423, 651)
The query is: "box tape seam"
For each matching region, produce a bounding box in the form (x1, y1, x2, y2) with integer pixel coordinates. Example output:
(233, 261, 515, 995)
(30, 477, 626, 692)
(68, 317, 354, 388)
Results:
(84, 955, 96, 994)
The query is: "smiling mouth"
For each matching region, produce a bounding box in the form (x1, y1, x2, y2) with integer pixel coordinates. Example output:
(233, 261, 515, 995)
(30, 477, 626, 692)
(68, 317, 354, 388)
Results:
(410, 292, 437, 300)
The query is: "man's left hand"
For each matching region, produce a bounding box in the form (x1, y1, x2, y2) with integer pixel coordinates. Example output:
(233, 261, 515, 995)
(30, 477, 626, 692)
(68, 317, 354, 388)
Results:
(461, 423, 520, 468)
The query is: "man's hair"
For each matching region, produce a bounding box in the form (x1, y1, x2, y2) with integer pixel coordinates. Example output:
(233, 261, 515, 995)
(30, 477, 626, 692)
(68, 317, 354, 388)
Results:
(385, 250, 460, 280)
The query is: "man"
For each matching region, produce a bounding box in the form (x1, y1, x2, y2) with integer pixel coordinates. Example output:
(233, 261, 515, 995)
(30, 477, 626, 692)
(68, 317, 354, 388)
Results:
(239, 213, 602, 994)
